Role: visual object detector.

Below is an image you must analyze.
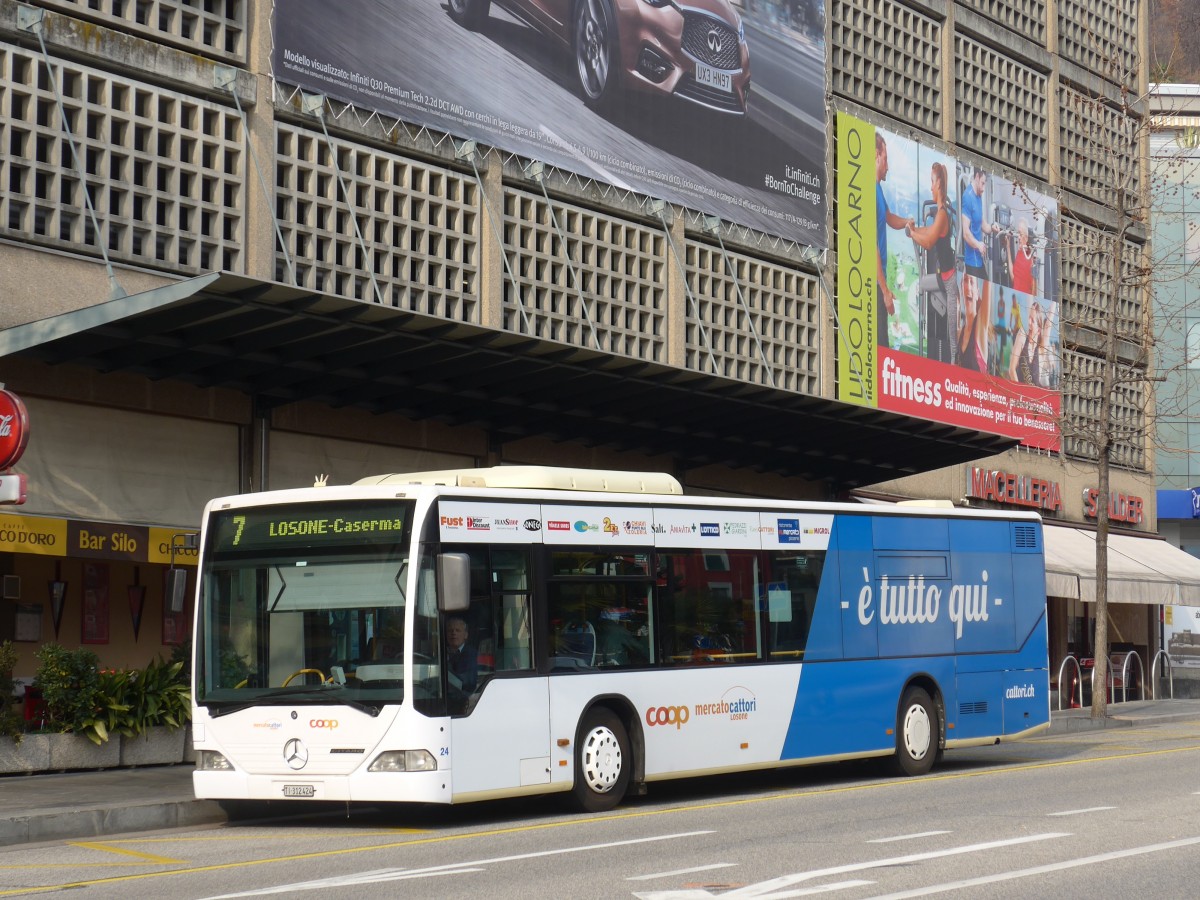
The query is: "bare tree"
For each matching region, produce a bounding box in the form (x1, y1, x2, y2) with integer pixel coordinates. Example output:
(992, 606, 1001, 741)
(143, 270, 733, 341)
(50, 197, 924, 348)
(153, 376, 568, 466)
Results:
(1053, 68, 1200, 716)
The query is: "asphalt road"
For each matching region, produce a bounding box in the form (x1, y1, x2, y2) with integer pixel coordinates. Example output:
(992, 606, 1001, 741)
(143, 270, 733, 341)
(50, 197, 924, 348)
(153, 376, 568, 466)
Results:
(273, 0, 827, 244)
(4, 717, 1200, 898)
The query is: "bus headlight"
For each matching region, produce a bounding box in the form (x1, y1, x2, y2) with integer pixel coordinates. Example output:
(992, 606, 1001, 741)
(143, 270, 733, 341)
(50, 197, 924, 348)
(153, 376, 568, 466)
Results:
(368, 750, 437, 772)
(196, 750, 234, 771)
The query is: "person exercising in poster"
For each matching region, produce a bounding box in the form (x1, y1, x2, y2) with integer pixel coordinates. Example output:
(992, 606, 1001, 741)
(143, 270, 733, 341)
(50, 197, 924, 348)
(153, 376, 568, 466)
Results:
(875, 132, 914, 350)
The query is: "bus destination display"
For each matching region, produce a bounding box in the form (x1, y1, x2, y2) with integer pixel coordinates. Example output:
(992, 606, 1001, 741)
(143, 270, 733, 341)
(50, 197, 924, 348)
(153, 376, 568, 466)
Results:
(211, 503, 409, 552)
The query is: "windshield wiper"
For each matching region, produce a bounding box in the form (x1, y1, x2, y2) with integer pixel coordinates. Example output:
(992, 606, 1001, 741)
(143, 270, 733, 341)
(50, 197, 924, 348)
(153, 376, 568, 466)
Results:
(207, 683, 382, 718)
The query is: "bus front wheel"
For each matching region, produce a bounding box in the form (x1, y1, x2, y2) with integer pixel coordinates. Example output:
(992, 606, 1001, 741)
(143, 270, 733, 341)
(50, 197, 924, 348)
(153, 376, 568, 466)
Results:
(572, 708, 630, 812)
(892, 686, 937, 777)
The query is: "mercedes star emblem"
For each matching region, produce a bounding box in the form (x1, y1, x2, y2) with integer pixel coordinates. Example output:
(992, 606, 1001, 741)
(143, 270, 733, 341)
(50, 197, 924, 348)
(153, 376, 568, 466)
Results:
(284, 737, 309, 770)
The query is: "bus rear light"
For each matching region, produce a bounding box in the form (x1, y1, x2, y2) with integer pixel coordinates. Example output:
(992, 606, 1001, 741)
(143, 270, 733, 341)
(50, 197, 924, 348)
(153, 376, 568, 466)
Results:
(368, 749, 437, 772)
(196, 750, 233, 771)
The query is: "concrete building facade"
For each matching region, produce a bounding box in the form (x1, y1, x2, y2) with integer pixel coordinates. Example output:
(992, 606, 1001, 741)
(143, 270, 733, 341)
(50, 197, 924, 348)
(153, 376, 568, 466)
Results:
(0, 0, 1187, 698)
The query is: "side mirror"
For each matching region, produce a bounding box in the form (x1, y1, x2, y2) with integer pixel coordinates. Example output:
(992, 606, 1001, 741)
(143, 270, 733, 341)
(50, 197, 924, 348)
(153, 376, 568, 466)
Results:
(437, 553, 470, 612)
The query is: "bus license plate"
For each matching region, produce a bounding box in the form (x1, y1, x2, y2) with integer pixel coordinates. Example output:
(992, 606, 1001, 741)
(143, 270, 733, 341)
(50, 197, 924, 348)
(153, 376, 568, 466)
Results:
(283, 784, 315, 798)
(694, 63, 732, 93)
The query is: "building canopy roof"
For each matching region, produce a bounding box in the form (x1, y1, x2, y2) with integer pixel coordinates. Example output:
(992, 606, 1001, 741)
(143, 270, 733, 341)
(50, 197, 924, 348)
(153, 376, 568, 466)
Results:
(0, 273, 1015, 490)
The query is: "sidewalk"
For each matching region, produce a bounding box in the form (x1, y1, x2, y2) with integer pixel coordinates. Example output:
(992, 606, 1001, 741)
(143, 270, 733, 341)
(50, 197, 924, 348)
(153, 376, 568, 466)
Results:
(2, 699, 1199, 846)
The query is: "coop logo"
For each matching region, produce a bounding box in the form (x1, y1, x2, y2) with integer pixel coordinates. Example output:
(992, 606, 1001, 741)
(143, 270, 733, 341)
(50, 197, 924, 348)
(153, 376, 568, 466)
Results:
(547, 520, 570, 531)
(440, 516, 464, 527)
(777, 519, 802, 544)
(1005, 683, 1036, 700)
(467, 517, 490, 531)
(523, 519, 542, 531)
(645, 705, 690, 729)
(700, 523, 720, 537)
(309, 719, 339, 730)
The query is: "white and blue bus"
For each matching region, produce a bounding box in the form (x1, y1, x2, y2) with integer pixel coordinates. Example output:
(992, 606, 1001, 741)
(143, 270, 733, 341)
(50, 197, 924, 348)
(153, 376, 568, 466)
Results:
(191, 466, 1050, 812)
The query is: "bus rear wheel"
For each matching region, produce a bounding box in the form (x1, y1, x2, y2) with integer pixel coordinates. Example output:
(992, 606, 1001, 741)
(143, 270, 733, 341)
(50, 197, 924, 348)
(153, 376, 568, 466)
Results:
(573, 708, 630, 812)
(892, 686, 938, 777)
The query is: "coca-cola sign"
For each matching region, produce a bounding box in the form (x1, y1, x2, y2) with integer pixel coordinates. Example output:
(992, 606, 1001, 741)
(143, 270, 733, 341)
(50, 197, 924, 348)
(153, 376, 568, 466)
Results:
(0, 389, 29, 469)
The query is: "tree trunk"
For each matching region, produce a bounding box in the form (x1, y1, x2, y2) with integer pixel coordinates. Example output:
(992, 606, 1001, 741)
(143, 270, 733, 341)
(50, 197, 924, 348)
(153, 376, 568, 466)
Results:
(1091, 189, 1127, 720)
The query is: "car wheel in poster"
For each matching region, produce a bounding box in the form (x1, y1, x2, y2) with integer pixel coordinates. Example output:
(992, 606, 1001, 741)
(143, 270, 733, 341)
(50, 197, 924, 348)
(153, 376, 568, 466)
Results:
(574, 0, 619, 110)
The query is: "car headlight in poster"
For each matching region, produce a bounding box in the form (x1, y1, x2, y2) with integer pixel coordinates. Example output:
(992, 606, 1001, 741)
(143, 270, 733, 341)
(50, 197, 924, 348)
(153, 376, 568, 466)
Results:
(272, 0, 827, 247)
(837, 113, 1062, 451)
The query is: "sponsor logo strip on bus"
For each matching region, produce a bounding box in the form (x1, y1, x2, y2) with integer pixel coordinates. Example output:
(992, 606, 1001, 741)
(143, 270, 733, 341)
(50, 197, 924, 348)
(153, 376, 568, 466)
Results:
(438, 502, 833, 550)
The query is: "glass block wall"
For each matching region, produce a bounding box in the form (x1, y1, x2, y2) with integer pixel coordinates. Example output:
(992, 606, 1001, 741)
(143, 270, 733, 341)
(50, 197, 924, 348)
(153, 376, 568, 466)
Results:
(3, 0, 1149, 471)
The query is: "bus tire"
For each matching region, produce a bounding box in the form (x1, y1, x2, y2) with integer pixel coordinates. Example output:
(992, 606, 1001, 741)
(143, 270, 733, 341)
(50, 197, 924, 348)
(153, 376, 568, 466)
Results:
(892, 686, 937, 777)
(573, 707, 630, 812)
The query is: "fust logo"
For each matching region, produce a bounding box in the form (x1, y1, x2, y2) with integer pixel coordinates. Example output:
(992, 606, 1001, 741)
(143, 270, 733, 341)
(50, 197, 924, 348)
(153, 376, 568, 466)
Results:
(440, 516, 464, 527)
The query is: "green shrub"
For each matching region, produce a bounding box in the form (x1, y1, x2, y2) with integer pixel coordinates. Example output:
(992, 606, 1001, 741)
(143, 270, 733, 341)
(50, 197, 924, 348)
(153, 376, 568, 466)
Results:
(33, 645, 193, 745)
(0, 641, 22, 743)
(126, 657, 191, 732)
(33, 643, 111, 744)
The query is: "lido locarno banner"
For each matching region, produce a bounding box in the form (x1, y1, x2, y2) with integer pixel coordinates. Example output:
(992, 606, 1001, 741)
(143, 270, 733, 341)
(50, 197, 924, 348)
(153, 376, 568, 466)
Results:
(837, 113, 1061, 450)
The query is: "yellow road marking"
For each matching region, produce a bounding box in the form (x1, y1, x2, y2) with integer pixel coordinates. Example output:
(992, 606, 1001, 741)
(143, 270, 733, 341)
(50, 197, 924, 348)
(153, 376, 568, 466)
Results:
(68, 842, 185, 864)
(94, 828, 427, 845)
(4, 742, 1200, 896)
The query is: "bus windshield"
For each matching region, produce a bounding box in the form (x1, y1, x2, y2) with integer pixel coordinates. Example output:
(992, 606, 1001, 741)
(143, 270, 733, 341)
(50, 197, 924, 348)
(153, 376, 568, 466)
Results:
(196, 500, 416, 713)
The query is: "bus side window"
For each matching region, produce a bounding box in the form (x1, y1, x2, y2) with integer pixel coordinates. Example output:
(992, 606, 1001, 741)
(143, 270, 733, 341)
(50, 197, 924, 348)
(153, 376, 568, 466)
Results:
(659, 550, 761, 664)
(493, 549, 533, 673)
(766, 550, 825, 659)
(443, 545, 535, 683)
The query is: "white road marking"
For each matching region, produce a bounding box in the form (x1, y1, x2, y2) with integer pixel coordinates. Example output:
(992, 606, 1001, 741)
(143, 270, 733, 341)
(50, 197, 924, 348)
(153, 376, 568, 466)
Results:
(628, 863, 739, 881)
(633, 833, 1069, 898)
(867, 832, 951, 844)
(863, 834, 1200, 898)
(1046, 806, 1116, 816)
(201, 830, 713, 898)
(636, 883, 873, 900)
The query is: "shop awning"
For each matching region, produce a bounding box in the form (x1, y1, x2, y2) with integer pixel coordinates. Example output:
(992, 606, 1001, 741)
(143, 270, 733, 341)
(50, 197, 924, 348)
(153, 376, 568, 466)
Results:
(1044, 525, 1200, 605)
(0, 272, 1017, 490)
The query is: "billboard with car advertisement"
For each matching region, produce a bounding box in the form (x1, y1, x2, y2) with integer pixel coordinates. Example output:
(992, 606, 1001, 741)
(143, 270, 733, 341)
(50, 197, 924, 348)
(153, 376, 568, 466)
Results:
(837, 113, 1061, 450)
(272, 0, 827, 246)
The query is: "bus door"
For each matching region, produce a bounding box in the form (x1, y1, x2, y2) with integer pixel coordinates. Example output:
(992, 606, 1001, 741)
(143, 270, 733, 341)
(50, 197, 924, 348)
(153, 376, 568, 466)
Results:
(444, 545, 551, 797)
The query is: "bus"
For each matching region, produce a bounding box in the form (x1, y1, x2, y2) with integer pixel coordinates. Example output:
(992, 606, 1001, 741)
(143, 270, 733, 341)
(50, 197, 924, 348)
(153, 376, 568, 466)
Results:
(191, 466, 1050, 812)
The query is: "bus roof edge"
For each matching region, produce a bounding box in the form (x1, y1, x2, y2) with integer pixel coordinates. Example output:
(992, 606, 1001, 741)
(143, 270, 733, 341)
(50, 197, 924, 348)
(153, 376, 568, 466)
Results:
(354, 466, 684, 495)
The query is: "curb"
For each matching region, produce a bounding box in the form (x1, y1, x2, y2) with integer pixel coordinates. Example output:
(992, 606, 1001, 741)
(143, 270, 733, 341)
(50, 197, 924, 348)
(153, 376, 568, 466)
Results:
(0, 798, 226, 847)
